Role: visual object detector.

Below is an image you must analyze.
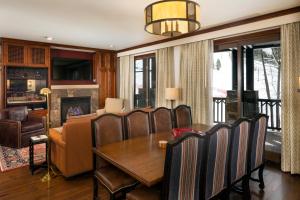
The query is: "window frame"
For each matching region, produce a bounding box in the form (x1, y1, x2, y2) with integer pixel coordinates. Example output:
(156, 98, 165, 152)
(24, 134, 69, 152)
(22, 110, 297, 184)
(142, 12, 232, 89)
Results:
(133, 53, 156, 108)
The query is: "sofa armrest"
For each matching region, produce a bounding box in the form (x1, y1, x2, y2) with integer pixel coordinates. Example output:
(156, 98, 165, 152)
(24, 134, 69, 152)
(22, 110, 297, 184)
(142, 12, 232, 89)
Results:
(28, 115, 46, 124)
(96, 109, 105, 116)
(0, 120, 22, 147)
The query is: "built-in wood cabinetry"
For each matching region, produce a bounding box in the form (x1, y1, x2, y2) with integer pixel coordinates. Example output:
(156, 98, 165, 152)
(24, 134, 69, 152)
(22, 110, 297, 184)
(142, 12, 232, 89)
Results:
(0, 43, 4, 109)
(3, 40, 50, 67)
(94, 51, 116, 108)
(0, 38, 116, 110)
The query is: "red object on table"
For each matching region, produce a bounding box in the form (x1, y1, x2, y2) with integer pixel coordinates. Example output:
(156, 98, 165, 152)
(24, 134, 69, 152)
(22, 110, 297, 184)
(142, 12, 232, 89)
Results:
(172, 128, 196, 138)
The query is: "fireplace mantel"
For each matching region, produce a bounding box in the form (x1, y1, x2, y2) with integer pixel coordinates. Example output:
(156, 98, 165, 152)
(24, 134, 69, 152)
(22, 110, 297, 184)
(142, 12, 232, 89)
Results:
(51, 84, 99, 90)
(50, 86, 99, 127)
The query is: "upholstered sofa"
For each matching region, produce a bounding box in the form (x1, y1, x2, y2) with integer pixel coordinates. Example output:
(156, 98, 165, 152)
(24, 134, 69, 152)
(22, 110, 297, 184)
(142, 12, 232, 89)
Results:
(49, 113, 97, 177)
(0, 106, 46, 148)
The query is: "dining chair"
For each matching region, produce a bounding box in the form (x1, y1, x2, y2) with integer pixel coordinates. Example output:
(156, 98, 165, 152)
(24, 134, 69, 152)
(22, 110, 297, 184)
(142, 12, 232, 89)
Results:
(125, 110, 151, 139)
(248, 114, 269, 190)
(92, 113, 138, 200)
(150, 107, 173, 133)
(173, 105, 192, 128)
(126, 132, 209, 200)
(228, 118, 252, 199)
(203, 123, 232, 200)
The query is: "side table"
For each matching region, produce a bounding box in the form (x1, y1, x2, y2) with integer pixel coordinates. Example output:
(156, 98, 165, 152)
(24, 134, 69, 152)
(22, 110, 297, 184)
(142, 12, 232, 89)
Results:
(29, 135, 48, 175)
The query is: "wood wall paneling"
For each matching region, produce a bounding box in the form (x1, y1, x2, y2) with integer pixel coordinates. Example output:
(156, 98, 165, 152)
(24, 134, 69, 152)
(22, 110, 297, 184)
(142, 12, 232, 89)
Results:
(95, 52, 116, 108)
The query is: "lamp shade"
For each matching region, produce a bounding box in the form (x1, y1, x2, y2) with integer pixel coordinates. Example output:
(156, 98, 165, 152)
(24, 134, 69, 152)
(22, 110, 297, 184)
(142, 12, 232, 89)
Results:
(165, 88, 179, 100)
(145, 0, 201, 37)
(40, 88, 51, 95)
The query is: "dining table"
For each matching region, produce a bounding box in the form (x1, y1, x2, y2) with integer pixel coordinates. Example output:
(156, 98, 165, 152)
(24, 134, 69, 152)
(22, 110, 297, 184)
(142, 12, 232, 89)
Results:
(93, 123, 213, 187)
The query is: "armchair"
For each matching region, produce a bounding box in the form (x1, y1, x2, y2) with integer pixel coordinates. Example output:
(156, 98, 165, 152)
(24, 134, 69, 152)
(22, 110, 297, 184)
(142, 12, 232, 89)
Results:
(0, 106, 46, 148)
(96, 98, 125, 115)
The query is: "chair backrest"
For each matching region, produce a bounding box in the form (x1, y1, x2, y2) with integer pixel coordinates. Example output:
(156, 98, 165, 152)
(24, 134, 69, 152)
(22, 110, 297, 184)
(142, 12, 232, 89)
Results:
(249, 114, 269, 171)
(7, 106, 28, 122)
(151, 107, 173, 133)
(173, 105, 192, 128)
(92, 113, 124, 168)
(162, 133, 208, 200)
(125, 110, 151, 139)
(204, 124, 231, 200)
(105, 98, 124, 113)
(229, 118, 251, 184)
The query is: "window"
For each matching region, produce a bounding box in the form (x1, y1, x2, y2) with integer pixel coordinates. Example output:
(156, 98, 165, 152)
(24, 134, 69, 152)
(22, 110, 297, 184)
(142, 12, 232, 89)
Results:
(134, 54, 156, 108)
(253, 45, 281, 99)
(213, 50, 233, 97)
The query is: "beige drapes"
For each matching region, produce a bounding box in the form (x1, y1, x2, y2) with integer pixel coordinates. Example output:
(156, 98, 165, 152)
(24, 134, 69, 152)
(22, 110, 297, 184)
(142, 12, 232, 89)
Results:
(179, 40, 213, 124)
(281, 22, 300, 174)
(119, 55, 134, 111)
(156, 47, 175, 107)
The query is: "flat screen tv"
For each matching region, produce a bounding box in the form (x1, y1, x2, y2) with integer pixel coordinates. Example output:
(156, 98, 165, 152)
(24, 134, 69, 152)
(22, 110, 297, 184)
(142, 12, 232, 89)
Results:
(52, 57, 92, 81)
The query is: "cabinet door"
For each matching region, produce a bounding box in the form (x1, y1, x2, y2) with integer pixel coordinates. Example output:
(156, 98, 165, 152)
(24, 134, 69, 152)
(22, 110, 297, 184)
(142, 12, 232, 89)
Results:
(3, 42, 27, 66)
(27, 45, 50, 67)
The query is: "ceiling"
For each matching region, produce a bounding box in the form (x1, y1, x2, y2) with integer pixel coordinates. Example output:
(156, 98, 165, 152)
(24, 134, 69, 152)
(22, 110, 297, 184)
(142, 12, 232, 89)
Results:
(0, 0, 299, 50)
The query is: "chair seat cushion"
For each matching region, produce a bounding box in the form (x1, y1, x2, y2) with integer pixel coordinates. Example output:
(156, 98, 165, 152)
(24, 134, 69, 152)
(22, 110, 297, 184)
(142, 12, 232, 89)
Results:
(126, 186, 160, 200)
(95, 166, 138, 193)
(21, 121, 44, 133)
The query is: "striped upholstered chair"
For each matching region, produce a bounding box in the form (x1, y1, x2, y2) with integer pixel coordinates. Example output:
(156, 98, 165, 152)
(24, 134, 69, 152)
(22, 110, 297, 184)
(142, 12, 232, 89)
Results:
(248, 114, 269, 189)
(126, 133, 209, 200)
(228, 118, 252, 198)
(204, 124, 232, 200)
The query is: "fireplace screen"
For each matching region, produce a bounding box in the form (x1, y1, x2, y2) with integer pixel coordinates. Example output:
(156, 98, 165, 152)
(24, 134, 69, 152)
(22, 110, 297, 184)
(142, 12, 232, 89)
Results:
(61, 96, 91, 124)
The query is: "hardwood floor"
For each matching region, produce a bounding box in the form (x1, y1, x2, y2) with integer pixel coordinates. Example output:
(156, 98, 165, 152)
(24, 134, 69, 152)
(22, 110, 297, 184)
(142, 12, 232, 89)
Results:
(0, 163, 299, 200)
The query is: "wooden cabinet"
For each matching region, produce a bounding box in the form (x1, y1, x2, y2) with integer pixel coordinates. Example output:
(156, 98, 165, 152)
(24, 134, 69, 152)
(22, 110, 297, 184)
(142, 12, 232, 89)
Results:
(27, 45, 50, 67)
(3, 40, 50, 68)
(94, 52, 116, 108)
(3, 42, 27, 66)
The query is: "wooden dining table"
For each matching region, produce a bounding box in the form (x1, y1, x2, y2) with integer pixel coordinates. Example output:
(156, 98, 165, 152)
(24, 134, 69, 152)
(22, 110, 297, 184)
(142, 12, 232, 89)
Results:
(93, 123, 213, 187)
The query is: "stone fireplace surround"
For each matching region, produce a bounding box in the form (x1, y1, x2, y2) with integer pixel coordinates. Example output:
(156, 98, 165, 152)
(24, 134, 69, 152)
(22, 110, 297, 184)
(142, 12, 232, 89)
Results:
(50, 85, 99, 127)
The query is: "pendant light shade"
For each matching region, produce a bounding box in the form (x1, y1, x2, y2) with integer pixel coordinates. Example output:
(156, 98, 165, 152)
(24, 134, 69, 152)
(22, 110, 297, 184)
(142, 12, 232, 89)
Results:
(145, 0, 201, 37)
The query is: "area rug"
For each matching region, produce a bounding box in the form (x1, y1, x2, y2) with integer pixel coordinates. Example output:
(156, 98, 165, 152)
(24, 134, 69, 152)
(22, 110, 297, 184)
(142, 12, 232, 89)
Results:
(0, 144, 46, 172)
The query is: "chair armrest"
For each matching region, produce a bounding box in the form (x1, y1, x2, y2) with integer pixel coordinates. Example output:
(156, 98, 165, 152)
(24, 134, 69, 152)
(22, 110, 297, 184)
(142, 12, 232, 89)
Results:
(96, 109, 105, 116)
(0, 120, 22, 147)
(49, 129, 66, 148)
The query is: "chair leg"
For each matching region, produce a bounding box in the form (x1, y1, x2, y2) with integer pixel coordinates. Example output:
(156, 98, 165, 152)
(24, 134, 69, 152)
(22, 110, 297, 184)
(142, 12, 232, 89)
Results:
(242, 176, 251, 200)
(109, 193, 115, 200)
(93, 176, 99, 200)
(258, 164, 265, 190)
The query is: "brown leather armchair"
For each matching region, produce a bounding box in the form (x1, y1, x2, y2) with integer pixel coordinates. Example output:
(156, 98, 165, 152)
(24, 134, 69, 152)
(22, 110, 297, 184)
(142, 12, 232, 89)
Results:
(0, 106, 46, 148)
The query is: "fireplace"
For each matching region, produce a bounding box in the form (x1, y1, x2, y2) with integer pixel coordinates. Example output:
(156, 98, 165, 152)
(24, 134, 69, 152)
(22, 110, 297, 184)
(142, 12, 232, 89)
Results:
(61, 96, 91, 124)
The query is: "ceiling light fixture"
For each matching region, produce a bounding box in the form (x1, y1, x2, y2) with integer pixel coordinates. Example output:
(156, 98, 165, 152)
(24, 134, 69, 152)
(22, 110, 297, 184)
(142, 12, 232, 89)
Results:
(45, 36, 53, 41)
(144, 0, 201, 37)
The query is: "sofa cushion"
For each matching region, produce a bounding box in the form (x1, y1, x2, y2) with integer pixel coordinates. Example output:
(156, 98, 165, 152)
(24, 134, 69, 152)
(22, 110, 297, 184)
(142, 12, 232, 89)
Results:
(21, 121, 44, 133)
(105, 98, 124, 113)
(9, 107, 28, 122)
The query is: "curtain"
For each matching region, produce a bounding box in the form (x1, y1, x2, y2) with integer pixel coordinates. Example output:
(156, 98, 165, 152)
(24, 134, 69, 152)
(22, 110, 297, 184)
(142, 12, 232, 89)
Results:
(119, 55, 134, 111)
(179, 40, 213, 124)
(156, 47, 175, 107)
(281, 22, 300, 174)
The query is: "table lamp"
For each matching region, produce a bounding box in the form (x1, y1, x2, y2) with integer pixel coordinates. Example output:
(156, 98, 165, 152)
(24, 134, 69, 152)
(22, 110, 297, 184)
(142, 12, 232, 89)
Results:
(165, 88, 179, 109)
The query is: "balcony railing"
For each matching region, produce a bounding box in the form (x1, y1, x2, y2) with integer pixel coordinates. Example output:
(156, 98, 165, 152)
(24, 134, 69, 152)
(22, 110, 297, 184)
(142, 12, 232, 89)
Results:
(213, 97, 281, 131)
